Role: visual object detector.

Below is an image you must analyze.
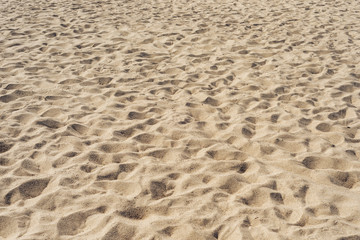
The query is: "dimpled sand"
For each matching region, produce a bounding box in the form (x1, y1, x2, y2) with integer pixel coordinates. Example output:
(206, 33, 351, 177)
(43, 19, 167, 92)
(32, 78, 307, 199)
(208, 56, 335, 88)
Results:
(1, 0, 360, 239)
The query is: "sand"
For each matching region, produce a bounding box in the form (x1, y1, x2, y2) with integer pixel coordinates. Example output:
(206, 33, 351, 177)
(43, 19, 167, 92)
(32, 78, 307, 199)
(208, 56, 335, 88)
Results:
(1, 0, 360, 239)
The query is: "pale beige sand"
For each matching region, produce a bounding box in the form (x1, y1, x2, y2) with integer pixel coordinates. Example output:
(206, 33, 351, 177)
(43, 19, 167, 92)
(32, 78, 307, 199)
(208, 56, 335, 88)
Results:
(1, 0, 360, 239)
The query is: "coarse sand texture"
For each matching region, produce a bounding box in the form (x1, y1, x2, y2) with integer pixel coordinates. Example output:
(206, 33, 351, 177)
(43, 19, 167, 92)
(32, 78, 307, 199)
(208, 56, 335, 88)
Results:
(1, 0, 360, 239)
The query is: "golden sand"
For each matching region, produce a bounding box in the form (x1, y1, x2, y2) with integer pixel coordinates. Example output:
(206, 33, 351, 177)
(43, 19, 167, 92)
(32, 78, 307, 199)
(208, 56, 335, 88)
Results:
(1, 0, 360, 239)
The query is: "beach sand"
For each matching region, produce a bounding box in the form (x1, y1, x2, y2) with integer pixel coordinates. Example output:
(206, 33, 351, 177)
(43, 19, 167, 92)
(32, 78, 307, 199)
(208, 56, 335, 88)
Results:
(1, 0, 360, 239)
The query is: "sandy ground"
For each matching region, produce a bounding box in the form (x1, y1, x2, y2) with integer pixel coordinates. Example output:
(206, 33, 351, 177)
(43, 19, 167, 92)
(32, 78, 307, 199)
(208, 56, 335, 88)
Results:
(1, 0, 360, 239)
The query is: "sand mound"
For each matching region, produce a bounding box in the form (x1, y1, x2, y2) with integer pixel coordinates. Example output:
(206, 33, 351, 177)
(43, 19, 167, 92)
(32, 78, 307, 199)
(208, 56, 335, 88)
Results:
(1, 0, 360, 239)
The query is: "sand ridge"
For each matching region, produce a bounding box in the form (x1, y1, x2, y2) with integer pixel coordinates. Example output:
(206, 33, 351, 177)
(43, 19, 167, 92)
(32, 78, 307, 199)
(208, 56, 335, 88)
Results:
(1, 0, 360, 239)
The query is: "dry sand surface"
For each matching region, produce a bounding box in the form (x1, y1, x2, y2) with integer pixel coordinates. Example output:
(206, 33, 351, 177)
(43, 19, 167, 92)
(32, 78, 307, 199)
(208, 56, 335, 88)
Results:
(1, 0, 360, 239)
